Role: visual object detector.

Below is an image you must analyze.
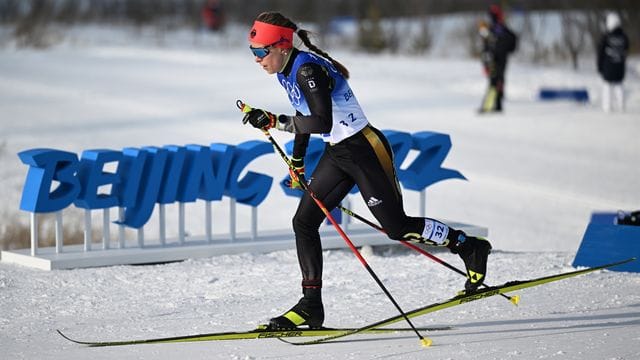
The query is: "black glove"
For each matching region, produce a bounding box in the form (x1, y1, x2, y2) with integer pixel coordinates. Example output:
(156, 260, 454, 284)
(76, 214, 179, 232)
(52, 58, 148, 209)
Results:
(242, 108, 276, 130)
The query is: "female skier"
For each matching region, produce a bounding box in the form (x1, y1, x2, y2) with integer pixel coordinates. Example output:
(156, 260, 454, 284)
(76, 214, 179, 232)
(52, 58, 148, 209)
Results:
(241, 11, 491, 330)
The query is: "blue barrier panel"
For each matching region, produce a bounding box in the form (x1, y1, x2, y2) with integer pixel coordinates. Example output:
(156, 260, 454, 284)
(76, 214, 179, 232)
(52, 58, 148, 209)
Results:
(573, 212, 640, 272)
(539, 88, 589, 103)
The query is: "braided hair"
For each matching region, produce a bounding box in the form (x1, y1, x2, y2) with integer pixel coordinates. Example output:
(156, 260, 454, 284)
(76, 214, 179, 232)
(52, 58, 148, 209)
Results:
(255, 11, 350, 79)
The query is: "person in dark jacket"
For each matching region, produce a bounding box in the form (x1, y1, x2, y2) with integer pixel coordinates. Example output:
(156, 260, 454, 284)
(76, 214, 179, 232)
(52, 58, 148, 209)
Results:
(597, 12, 629, 112)
(479, 5, 517, 113)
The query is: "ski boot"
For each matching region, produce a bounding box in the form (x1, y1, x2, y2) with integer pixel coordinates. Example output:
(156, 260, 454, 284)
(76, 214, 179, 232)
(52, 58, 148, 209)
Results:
(448, 231, 492, 293)
(268, 289, 324, 330)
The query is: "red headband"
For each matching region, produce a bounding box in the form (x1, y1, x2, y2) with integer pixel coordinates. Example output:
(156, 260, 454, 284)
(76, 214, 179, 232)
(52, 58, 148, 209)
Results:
(248, 20, 294, 48)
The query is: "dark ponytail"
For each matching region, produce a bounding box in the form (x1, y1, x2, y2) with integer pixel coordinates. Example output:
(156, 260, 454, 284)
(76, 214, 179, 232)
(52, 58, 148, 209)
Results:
(255, 12, 350, 79)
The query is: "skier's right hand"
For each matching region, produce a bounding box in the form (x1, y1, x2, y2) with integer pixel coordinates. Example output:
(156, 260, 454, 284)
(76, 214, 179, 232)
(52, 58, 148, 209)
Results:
(242, 108, 277, 130)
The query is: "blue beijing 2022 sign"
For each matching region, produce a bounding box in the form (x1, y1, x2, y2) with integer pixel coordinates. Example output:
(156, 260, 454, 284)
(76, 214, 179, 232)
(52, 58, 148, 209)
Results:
(18, 130, 465, 229)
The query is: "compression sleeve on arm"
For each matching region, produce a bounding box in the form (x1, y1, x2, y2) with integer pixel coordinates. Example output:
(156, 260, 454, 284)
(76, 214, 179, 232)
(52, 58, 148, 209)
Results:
(292, 116, 310, 161)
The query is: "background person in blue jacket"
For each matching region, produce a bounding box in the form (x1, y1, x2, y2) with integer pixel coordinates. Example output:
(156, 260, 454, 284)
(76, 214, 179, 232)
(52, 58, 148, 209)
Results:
(241, 11, 491, 330)
(597, 12, 629, 113)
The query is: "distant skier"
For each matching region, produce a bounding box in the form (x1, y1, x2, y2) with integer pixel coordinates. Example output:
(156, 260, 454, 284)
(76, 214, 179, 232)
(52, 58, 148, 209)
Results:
(201, 0, 225, 32)
(597, 12, 629, 112)
(241, 11, 492, 330)
(479, 4, 517, 113)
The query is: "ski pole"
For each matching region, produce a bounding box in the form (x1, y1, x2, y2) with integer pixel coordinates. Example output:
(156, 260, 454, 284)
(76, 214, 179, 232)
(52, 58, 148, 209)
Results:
(237, 100, 432, 347)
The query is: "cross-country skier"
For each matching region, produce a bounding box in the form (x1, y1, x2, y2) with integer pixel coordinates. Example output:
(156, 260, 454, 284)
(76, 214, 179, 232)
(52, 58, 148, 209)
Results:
(479, 5, 517, 113)
(241, 11, 492, 330)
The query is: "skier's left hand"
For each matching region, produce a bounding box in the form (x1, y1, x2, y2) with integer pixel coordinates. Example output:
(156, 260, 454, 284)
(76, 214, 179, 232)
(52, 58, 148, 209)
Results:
(286, 157, 305, 189)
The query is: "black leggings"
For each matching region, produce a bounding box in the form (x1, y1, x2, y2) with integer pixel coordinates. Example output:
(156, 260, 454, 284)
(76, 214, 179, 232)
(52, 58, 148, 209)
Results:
(292, 126, 444, 289)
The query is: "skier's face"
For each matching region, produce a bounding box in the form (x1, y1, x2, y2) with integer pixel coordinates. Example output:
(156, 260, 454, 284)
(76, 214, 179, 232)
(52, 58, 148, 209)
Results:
(250, 41, 288, 75)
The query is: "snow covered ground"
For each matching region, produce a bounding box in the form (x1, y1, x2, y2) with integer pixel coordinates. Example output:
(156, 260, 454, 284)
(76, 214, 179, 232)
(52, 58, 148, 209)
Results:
(2, 251, 640, 359)
(1, 24, 640, 359)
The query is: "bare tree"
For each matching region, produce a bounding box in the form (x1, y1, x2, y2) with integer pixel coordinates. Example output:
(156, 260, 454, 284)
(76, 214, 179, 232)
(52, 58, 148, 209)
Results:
(582, 9, 605, 52)
(357, 2, 387, 53)
(520, 12, 552, 64)
(462, 17, 481, 58)
(410, 16, 433, 54)
(13, 0, 54, 48)
(560, 12, 587, 70)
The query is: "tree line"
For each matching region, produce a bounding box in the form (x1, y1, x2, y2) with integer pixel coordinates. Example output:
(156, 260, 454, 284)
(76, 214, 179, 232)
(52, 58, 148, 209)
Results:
(1, 0, 638, 63)
(2, 0, 637, 23)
